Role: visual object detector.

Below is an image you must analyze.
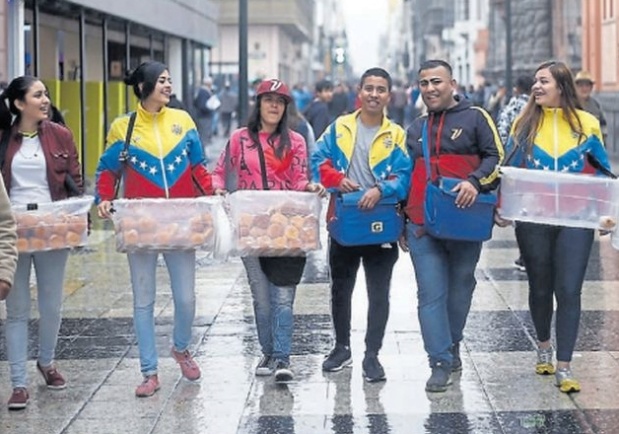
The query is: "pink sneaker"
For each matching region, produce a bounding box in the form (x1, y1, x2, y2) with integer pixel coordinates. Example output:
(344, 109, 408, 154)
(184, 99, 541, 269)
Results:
(37, 363, 67, 390)
(7, 388, 29, 410)
(171, 348, 201, 381)
(135, 375, 160, 398)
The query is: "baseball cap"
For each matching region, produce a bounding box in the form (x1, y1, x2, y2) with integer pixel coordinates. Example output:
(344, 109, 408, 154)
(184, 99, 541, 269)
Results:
(255, 79, 292, 103)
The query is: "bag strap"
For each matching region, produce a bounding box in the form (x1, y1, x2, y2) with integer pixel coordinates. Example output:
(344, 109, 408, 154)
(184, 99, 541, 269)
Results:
(114, 112, 137, 198)
(421, 120, 432, 183)
(254, 137, 270, 190)
(421, 114, 445, 183)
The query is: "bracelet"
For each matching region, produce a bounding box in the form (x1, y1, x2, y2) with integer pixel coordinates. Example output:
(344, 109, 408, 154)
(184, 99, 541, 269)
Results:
(374, 183, 383, 195)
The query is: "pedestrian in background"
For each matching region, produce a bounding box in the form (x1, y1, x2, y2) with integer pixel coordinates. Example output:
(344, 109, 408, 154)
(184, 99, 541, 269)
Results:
(312, 67, 411, 383)
(0, 174, 17, 303)
(212, 78, 324, 383)
(95, 62, 213, 398)
(304, 79, 334, 139)
(403, 59, 503, 393)
(0, 76, 83, 410)
(575, 71, 608, 143)
(219, 82, 238, 137)
(502, 60, 612, 394)
(193, 77, 216, 146)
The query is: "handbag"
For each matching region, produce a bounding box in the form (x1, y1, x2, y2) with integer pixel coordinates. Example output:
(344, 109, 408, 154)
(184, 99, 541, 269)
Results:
(326, 126, 403, 246)
(253, 138, 307, 286)
(421, 120, 496, 242)
(328, 190, 403, 246)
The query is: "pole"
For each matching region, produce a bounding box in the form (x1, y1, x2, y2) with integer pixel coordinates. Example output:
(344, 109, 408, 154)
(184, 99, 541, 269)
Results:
(505, 0, 513, 101)
(102, 17, 109, 137)
(238, 0, 249, 125)
(79, 9, 87, 177)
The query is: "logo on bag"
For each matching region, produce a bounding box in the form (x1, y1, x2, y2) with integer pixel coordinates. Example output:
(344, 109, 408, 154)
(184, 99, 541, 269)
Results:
(450, 128, 463, 140)
(371, 222, 384, 233)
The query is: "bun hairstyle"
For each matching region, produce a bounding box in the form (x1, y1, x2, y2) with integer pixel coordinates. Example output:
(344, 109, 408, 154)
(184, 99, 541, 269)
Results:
(123, 61, 168, 101)
(0, 75, 41, 130)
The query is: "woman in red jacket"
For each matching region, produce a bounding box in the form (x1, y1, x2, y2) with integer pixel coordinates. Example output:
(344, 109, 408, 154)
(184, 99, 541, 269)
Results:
(0, 76, 83, 410)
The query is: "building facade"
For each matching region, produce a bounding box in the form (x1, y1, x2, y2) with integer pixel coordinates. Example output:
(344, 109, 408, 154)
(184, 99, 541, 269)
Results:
(211, 0, 314, 88)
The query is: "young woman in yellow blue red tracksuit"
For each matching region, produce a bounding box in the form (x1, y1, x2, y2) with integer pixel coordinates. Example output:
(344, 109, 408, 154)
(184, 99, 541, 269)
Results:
(95, 61, 213, 397)
(403, 60, 503, 393)
(503, 60, 612, 394)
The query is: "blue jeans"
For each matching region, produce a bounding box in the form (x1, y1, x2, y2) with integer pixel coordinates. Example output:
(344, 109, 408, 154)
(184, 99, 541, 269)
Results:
(242, 257, 296, 362)
(406, 223, 482, 366)
(515, 223, 593, 362)
(127, 250, 196, 376)
(5, 249, 69, 388)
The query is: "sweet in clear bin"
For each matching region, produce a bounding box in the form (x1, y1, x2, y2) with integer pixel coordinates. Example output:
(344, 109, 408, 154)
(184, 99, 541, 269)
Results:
(111, 197, 223, 252)
(13, 196, 94, 253)
(228, 190, 322, 256)
(499, 167, 619, 230)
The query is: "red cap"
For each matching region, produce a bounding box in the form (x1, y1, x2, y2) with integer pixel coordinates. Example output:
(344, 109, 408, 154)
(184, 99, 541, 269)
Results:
(255, 79, 292, 103)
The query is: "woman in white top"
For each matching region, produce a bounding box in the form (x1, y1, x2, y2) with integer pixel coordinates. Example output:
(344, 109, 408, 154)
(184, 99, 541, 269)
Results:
(0, 76, 83, 410)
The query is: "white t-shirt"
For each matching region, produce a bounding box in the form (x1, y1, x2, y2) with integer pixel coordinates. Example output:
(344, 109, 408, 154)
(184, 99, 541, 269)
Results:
(10, 135, 52, 205)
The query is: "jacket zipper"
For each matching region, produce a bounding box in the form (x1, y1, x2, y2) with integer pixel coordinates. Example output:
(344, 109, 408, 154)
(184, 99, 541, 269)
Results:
(153, 113, 170, 198)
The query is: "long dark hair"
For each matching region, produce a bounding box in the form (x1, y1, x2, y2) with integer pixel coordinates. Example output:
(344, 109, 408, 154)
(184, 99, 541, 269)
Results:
(246, 94, 291, 159)
(124, 61, 168, 101)
(513, 60, 584, 151)
(0, 76, 41, 130)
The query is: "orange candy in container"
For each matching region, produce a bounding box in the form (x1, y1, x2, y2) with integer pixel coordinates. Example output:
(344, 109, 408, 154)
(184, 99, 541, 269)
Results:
(228, 190, 322, 257)
(12, 196, 94, 253)
(111, 197, 225, 252)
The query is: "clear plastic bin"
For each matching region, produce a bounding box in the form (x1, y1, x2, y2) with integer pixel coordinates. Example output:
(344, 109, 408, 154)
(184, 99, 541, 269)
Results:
(228, 190, 322, 256)
(499, 167, 619, 230)
(111, 197, 224, 252)
(13, 196, 94, 253)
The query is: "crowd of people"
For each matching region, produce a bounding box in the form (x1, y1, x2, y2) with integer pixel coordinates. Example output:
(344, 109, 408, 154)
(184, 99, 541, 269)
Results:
(0, 57, 612, 411)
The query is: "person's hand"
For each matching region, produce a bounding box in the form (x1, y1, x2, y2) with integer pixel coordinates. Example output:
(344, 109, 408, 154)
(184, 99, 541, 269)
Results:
(358, 187, 381, 210)
(0, 280, 11, 301)
(453, 181, 478, 208)
(339, 178, 360, 193)
(97, 200, 113, 219)
(306, 183, 326, 197)
(214, 188, 228, 196)
(398, 232, 409, 252)
(494, 211, 512, 228)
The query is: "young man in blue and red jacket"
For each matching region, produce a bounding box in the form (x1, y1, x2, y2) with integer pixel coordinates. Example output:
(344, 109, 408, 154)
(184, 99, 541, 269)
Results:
(403, 59, 503, 393)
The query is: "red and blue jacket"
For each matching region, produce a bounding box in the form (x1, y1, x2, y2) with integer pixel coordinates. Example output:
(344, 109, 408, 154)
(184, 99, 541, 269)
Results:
(405, 98, 504, 224)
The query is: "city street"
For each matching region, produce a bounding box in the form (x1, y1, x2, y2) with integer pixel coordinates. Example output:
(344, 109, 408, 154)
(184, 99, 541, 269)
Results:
(1, 138, 619, 433)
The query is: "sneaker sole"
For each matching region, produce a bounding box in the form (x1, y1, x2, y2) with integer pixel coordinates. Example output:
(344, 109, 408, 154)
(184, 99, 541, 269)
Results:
(135, 386, 161, 398)
(7, 403, 28, 410)
(47, 383, 67, 390)
(255, 368, 274, 377)
(274, 369, 294, 383)
(363, 373, 386, 383)
(322, 357, 353, 372)
(425, 377, 453, 393)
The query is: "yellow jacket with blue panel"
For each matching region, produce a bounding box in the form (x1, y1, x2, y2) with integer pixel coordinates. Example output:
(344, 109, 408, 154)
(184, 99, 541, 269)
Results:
(95, 104, 212, 202)
(311, 111, 411, 200)
(505, 107, 611, 174)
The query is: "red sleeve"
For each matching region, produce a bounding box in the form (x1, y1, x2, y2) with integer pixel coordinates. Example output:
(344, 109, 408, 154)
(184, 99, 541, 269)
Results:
(192, 164, 213, 196)
(318, 160, 345, 189)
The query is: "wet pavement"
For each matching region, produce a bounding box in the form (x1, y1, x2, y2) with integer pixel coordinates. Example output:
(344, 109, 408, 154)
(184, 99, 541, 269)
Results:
(2, 142, 619, 432)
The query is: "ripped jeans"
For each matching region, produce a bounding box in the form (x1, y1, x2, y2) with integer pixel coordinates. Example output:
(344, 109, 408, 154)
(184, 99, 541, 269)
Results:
(241, 257, 297, 362)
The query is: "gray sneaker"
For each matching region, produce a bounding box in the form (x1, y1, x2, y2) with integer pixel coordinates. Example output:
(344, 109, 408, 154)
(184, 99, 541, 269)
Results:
(255, 355, 275, 376)
(535, 346, 555, 375)
(555, 368, 581, 393)
(322, 345, 352, 372)
(426, 361, 452, 393)
(274, 360, 294, 383)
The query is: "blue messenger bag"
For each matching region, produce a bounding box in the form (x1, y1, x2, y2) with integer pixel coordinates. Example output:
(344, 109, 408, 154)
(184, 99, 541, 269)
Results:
(421, 120, 496, 242)
(328, 190, 404, 246)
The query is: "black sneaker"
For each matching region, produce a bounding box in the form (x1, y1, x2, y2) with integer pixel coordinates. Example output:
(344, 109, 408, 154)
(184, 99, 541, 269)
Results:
(255, 354, 274, 376)
(426, 361, 452, 393)
(362, 353, 386, 382)
(274, 360, 294, 383)
(451, 343, 462, 372)
(514, 257, 526, 272)
(322, 345, 352, 372)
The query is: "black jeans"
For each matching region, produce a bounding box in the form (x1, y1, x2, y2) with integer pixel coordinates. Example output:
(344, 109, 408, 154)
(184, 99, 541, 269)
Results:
(515, 222, 594, 362)
(328, 238, 399, 354)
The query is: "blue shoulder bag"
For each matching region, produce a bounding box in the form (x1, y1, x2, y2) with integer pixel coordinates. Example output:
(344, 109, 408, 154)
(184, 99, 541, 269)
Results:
(327, 125, 404, 246)
(421, 120, 496, 241)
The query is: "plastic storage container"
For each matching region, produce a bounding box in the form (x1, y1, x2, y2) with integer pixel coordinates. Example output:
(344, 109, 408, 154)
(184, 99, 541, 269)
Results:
(228, 190, 322, 256)
(111, 197, 224, 252)
(13, 196, 94, 253)
(499, 167, 619, 230)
